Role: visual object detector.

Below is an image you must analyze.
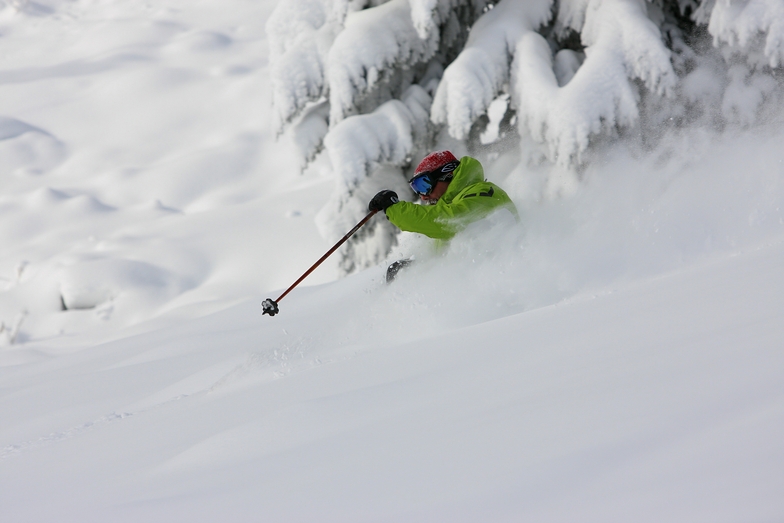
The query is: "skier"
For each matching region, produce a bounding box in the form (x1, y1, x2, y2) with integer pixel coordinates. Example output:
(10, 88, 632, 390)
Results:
(368, 150, 518, 281)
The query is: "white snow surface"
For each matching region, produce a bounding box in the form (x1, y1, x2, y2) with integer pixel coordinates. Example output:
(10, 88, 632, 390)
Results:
(1, 1, 784, 521)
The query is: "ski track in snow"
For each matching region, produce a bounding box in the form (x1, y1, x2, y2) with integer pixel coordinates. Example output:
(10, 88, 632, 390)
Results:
(1, 410, 137, 460)
(1, 336, 360, 461)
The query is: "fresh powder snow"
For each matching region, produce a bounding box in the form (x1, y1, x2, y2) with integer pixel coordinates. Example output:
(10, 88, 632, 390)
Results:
(1, 1, 783, 522)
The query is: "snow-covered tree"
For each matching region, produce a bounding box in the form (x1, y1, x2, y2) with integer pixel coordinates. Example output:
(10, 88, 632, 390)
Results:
(267, 0, 784, 273)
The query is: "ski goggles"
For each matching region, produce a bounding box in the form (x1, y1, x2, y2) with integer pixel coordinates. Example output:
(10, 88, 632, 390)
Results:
(408, 161, 460, 196)
(408, 172, 437, 196)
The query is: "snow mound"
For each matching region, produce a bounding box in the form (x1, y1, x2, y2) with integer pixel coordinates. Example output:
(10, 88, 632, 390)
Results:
(0, 116, 66, 176)
(57, 257, 185, 312)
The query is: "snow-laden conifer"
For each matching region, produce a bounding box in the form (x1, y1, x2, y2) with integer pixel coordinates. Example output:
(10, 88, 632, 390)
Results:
(268, 0, 784, 273)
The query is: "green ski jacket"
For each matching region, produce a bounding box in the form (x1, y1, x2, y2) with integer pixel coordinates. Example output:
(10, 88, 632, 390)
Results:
(384, 156, 518, 240)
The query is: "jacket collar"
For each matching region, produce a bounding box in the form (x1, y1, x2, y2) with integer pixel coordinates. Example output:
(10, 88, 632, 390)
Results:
(440, 156, 483, 203)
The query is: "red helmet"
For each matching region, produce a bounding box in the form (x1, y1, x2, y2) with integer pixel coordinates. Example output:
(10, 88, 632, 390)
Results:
(414, 150, 459, 176)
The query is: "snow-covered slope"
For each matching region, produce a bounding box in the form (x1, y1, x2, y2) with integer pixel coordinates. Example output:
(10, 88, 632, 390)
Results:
(2, 236, 783, 522)
(0, 0, 339, 342)
(1, 1, 783, 521)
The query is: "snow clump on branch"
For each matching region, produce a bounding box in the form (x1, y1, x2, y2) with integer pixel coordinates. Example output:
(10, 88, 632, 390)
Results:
(327, 0, 441, 125)
(700, 0, 784, 68)
(431, 0, 553, 140)
(513, 0, 676, 165)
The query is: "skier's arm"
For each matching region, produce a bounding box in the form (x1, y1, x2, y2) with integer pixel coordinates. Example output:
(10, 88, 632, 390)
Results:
(384, 197, 487, 240)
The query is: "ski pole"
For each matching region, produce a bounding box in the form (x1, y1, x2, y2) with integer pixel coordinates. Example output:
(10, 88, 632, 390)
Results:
(262, 210, 378, 316)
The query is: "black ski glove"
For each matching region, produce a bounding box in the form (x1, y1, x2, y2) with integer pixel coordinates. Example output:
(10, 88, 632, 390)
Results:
(368, 190, 399, 212)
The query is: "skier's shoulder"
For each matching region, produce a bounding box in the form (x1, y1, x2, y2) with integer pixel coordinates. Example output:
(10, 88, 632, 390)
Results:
(453, 178, 510, 203)
(455, 156, 484, 182)
(453, 178, 519, 219)
(454, 179, 495, 199)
